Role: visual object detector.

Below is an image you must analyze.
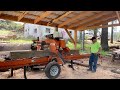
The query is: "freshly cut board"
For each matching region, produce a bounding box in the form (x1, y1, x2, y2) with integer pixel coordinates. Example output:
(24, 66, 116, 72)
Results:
(9, 50, 79, 60)
(10, 50, 50, 59)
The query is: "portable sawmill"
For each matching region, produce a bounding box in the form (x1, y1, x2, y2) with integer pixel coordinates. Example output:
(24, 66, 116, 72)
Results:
(0, 34, 90, 79)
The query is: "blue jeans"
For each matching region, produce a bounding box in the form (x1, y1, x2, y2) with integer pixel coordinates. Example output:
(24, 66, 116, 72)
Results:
(89, 53, 98, 71)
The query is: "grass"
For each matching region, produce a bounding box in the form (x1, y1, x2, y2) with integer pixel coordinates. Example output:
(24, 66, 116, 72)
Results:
(66, 41, 109, 56)
(8, 39, 33, 44)
(0, 30, 14, 35)
(66, 41, 91, 53)
(0, 30, 33, 44)
(0, 38, 33, 44)
(66, 41, 80, 50)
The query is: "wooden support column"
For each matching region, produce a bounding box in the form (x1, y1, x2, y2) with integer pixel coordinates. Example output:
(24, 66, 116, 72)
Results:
(74, 30, 77, 49)
(64, 29, 75, 47)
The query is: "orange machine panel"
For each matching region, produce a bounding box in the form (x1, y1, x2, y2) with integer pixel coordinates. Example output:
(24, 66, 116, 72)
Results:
(59, 39, 66, 48)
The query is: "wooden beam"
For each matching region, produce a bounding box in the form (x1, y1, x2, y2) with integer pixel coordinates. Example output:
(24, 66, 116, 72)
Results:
(10, 50, 51, 59)
(64, 29, 75, 45)
(74, 30, 77, 49)
(0, 14, 30, 23)
(47, 11, 73, 26)
(92, 17, 117, 26)
(75, 13, 117, 30)
(34, 11, 52, 24)
(115, 11, 120, 24)
(78, 24, 120, 31)
(86, 15, 117, 27)
(0, 11, 2, 15)
(0, 14, 58, 27)
(68, 11, 111, 29)
(18, 11, 28, 21)
(58, 11, 94, 28)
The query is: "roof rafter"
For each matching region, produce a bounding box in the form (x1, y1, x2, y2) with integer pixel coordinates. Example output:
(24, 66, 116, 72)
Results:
(75, 13, 116, 30)
(67, 11, 111, 29)
(115, 11, 120, 24)
(34, 11, 52, 24)
(0, 13, 58, 27)
(58, 11, 94, 28)
(47, 11, 74, 26)
(18, 11, 29, 21)
(78, 24, 120, 31)
(0, 11, 119, 32)
(91, 17, 117, 26)
(86, 15, 117, 27)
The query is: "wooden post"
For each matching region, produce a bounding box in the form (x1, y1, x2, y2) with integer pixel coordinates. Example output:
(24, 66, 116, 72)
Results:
(64, 29, 75, 46)
(74, 30, 77, 49)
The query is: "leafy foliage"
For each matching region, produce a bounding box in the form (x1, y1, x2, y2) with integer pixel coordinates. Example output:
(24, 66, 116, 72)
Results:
(0, 19, 23, 31)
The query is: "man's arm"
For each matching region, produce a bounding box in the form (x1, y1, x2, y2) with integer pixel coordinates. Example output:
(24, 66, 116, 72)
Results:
(97, 47, 102, 55)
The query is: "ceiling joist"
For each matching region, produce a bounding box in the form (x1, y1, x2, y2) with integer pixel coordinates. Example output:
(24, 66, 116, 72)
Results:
(34, 11, 52, 24)
(78, 24, 120, 31)
(91, 17, 117, 26)
(18, 11, 29, 21)
(0, 11, 119, 32)
(68, 11, 111, 29)
(0, 14, 59, 27)
(58, 11, 93, 28)
(115, 11, 120, 24)
(47, 11, 73, 26)
(86, 15, 117, 27)
(75, 13, 117, 30)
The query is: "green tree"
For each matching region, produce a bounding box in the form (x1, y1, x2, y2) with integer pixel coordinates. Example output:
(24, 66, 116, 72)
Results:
(101, 23, 109, 51)
(0, 19, 23, 31)
(111, 21, 114, 43)
(81, 31, 85, 51)
(79, 31, 82, 44)
(93, 28, 98, 38)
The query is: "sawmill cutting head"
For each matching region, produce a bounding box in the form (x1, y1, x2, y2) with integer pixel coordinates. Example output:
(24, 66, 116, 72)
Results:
(31, 34, 70, 53)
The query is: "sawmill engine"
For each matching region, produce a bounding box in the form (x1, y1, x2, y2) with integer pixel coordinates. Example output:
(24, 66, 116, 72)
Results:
(31, 34, 53, 50)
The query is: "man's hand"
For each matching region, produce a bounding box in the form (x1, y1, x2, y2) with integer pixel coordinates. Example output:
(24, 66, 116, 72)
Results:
(96, 52, 100, 56)
(97, 47, 102, 55)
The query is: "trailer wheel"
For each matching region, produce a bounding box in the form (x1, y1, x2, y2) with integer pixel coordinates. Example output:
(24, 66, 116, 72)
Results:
(45, 62, 61, 79)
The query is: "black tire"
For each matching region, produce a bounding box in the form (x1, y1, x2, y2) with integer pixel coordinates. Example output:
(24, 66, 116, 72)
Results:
(51, 58, 57, 62)
(45, 62, 61, 79)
